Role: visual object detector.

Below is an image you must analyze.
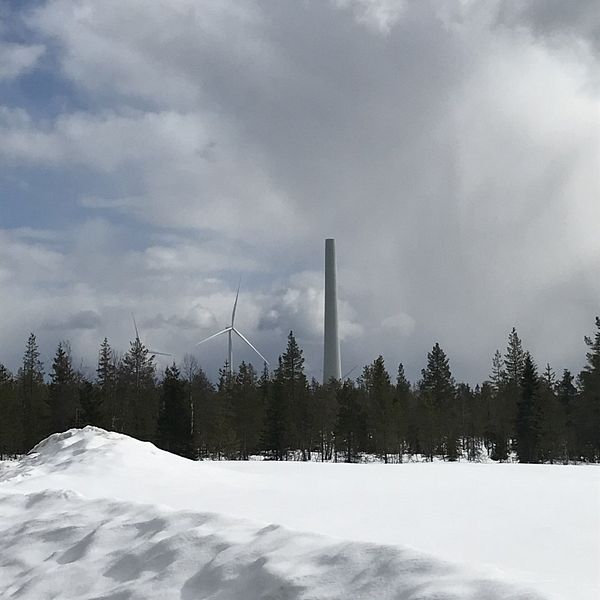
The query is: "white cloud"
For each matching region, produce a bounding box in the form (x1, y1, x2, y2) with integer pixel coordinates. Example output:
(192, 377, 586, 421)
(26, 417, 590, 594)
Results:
(0, 0, 598, 382)
(0, 42, 44, 80)
(333, 0, 406, 33)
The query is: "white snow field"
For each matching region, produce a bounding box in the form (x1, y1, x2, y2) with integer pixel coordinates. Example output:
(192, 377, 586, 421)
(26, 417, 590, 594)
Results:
(0, 428, 598, 600)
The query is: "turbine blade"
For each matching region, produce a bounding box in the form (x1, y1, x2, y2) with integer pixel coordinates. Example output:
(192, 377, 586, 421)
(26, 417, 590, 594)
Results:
(231, 279, 241, 327)
(148, 350, 172, 357)
(342, 365, 359, 380)
(131, 313, 140, 341)
(233, 328, 269, 365)
(196, 328, 231, 346)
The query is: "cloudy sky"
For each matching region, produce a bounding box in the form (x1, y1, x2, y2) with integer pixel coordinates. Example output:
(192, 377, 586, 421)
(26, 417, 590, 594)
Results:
(1, 0, 598, 383)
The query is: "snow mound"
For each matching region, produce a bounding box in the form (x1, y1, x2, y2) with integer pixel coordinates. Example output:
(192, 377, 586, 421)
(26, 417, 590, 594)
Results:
(1, 427, 598, 600)
(0, 489, 545, 600)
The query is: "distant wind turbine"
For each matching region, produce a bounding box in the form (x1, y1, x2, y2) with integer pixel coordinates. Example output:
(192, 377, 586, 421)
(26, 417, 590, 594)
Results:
(196, 283, 269, 374)
(131, 314, 172, 358)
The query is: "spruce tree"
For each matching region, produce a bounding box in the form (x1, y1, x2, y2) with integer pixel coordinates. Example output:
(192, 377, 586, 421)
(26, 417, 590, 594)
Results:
(231, 361, 262, 459)
(97, 338, 117, 430)
(419, 343, 457, 460)
(79, 378, 103, 426)
(362, 356, 394, 462)
(493, 328, 526, 460)
(48, 341, 78, 434)
(277, 331, 310, 459)
(335, 379, 365, 462)
(394, 363, 412, 460)
(578, 317, 600, 460)
(158, 363, 191, 457)
(0, 365, 20, 458)
(538, 364, 565, 463)
(504, 328, 525, 383)
(18, 333, 46, 451)
(313, 378, 338, 461)
(557, 369, 578, 461)
(119, 336, 157, 440)
(489, 350, 506, 392)
(515, 352, 542, 463)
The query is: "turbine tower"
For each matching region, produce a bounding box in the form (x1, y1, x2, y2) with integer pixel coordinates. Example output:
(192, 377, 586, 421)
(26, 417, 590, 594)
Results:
(323, 238, 341, 382)
(196, 283, 269, 375)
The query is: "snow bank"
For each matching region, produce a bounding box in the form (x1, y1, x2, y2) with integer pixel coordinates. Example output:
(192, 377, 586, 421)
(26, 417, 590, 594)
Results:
(1, 427, 598, 599)
(1, 489, 546, 600)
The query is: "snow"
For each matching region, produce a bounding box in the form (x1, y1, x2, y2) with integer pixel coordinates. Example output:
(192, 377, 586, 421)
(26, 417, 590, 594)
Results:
(1, 427, 598, 599)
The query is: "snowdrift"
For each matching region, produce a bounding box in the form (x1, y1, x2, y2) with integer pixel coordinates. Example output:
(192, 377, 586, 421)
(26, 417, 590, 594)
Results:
(0, 427, 598, 599)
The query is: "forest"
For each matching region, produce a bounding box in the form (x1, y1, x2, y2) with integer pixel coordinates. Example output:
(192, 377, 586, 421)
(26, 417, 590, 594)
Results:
(1, 319, 599, 464)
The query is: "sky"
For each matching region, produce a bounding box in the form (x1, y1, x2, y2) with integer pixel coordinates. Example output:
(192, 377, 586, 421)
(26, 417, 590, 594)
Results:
(0, 0, 598, 384)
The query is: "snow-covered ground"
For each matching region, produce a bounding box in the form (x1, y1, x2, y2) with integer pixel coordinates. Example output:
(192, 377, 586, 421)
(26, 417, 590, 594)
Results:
(0, 428, 598, 599)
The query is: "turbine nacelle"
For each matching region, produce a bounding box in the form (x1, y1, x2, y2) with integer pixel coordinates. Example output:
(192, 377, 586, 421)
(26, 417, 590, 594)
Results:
(131, 314, 172, 358)
(196, 285, 269, 372)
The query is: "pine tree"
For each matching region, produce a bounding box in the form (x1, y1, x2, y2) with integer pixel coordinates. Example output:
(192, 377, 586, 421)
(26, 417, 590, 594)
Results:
(231, 361, 262, 459)
(0, 364, 20, 458)
(47, 341, 78, 434)
(335, 379, 365, 462)
(277, 331, 310, 459)
(263, 333, 306, 460)
(119, 336, 157, 440)
(538, 364, 565, 463)
(489, 350, 506, 392)
(362, 356, 394, 462)
(96, 338, 117, 430)
(79, 378, 103, 426)
(313, 378, 338, 461)
(492, 328, 526, 460)
(515, 352, 542, 463)
(504, 328, 525, 383)
(578, 317, 600, 460)
(158, 363, 191, 457)
(419, 343, 457, 460)
(394, 363, 412, 460)
(557, 369, 578, 461)
(18, 333, 46, 451)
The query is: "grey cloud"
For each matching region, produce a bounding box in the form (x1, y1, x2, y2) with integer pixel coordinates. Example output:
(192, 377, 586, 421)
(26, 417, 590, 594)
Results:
(0, 1, 597, 383)
(495, 0, 600, 57)
(0, 41, 45, 80)
(42, 310, 101, 331)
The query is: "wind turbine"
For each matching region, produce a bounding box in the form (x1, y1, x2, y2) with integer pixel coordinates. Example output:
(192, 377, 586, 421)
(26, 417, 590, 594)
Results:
(196, 284, 269, 375)
(131, 314, 172, 359)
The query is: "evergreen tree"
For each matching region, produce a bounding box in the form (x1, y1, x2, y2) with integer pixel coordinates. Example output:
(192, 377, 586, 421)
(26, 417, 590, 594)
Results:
(489, 350, 506, 392)
(504, 328, 525, 383)
(272, 332, 309, 460)
(0, 365, 20, 458)
(209, 364, 236, 459)
(538, 364, 565, 463)
(335, 379, 365, 462)
(96, 338, 117, 430)
(418, 343, 457, 460)
(394, 364, 412, 460)
(79, 378, 103, 426)
(313, 378, 338, 461)
(362, 356, 394, 462)
(557, 369, 578, 461)
(18, 333, 46, 451)
(119, 336, 157, 440)
(47, 341, 78, 434)
(158, 363, 191, 457)
(492, 328, 526, 460)
(231, 362, 263, 459)
(515, 352, 542, 463)
(578, 317, 600, 460)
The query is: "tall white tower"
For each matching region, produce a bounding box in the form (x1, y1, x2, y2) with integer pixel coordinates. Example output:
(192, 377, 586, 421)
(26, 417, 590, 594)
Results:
(323, 238, 341, 382)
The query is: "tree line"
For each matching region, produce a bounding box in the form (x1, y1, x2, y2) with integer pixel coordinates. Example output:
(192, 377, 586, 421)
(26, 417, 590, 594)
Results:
(1, 318, 599, 464)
